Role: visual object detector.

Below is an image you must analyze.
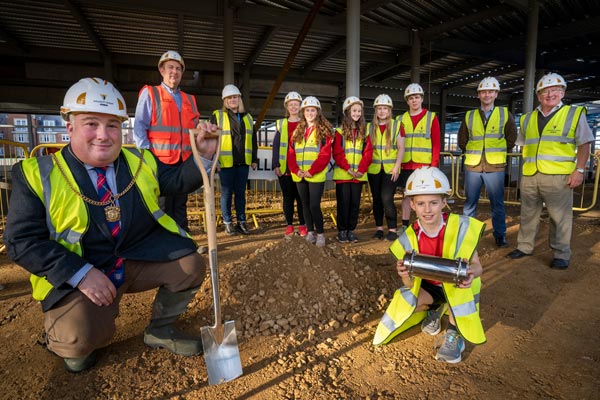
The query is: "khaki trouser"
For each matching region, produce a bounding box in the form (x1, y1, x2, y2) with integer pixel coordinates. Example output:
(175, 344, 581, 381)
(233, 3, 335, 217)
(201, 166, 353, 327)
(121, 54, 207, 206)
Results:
(517, 173, 573, 260)
(44, 253, 205, 358)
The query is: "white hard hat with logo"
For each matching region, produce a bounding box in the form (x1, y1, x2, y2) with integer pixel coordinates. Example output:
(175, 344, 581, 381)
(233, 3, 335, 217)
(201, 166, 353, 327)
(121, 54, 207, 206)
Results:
(60, 78, 128, 122)
(373, 94, 393, 108)
(405, 166, 451, 196)
(284, 91, 302, 105)
(478, 77, 501, 91)
(222, 84, 242, 99)
(343, 96, 364, 112)
(536, 72, 567, 93)
(158, 50, 185, 70)
(404, 83, 424, 99)
(301, 96, 321, 109)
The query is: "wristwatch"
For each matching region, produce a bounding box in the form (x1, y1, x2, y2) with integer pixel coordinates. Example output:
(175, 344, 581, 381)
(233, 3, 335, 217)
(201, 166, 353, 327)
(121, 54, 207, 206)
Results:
(576, 168, 585, 174)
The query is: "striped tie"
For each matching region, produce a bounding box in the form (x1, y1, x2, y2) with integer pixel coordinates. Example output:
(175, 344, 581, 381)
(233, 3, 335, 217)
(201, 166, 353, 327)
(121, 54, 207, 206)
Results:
(95, 167, 124, 287)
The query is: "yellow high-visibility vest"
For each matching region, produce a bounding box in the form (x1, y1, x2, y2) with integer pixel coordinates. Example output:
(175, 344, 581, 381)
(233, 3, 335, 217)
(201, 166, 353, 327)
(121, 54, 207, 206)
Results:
(22, 148, 190, 301)
(400, 111, 435, 164)
(373, 213, 486, 346)
(520, 105, 584, 176)
(213, 110, 254, 167)
(332, 128, 368, 182)
(366, 120, 400, 174)
(464, 107, 508, 166)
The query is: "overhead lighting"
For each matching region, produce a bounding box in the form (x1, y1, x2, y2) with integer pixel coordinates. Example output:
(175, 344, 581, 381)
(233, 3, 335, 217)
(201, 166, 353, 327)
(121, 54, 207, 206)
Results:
(576, 58, 585, 62)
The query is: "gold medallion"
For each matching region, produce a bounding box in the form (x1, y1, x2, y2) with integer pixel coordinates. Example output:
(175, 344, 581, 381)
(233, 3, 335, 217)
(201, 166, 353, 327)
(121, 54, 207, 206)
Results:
(105, 205, 121, 222)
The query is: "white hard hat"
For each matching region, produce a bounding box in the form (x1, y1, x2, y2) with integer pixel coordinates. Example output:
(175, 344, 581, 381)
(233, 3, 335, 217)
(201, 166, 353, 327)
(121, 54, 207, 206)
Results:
(222, 84, 242, 99)
(373, 94, 393, 108)
(284, 91, 302, 105)
(478, 77, 501, 91)
(158, 50, 185, 70)
(404, 83, 424, 99)
(405, 166, 451, 196)
(536, 72, 567, 93)
(301, 96, 321, 109)
(343, 96, 364, 112)
(60, 78, 128, 122)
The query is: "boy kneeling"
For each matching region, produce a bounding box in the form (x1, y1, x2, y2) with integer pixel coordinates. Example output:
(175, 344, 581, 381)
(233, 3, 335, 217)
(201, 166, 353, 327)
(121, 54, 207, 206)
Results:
(373, 166, 485, 363)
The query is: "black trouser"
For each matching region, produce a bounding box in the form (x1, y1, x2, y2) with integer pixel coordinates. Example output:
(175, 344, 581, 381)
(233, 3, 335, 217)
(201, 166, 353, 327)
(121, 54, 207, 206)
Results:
(296, 180, 325, 233)
(279, 174, 305, 226)
(159, 193, 189, 232)
(368, 170, 398, 229)
(336, 182, 363, 232)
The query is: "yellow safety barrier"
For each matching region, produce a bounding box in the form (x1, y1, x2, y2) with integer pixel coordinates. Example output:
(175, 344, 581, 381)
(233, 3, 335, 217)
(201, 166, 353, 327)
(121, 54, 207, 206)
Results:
(0, 140, 30, 252)
(453, 152, 600, 211)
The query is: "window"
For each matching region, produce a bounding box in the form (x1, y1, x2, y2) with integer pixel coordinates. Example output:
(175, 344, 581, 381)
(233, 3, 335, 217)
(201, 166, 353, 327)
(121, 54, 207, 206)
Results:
(43, 120, 56, 127)
(61, 134, 70, 142)
(14, 119, 27, 126)
(14, 134, 27, 143)
(39, 134, 56, 143)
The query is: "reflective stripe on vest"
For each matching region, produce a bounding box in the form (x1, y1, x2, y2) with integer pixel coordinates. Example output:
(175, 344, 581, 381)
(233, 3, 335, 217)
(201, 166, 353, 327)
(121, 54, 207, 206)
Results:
(292, 129, 328, 183)
(401, 111, 435, 164)
(366, 120, 400, 174)
(276, 119, 289, 174)
(520, 105, 584, 176)
(464, 107, 508, 166)
(214, 110, 254, 168)
(373, 214, 486, 346)
(332, 128, 368, 182)
(145, 85, 199, 164)
(22, 148, 192, 301)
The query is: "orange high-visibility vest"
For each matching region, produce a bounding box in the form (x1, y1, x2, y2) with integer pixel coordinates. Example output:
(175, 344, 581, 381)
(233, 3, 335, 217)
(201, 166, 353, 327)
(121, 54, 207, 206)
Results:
(144, 85, 200, 164)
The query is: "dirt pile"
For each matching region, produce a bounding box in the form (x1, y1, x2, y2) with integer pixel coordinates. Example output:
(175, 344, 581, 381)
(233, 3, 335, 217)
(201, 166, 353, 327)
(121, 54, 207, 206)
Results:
(206, 236, 395, 339)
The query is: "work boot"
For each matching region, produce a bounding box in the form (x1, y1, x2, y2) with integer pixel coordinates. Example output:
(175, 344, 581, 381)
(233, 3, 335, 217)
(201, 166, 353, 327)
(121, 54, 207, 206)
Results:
(64, 350, 98, 373)
(224, 222, 236, 236)
(144, 287, 203, 356)
(434, 330, 465, 364)
(236, 221, 250, 235)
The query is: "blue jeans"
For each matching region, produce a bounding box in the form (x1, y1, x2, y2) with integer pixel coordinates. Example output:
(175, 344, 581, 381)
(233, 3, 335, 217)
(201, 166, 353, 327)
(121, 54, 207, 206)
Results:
(463, 170, 506, 238)
(219, 165, 249, 223)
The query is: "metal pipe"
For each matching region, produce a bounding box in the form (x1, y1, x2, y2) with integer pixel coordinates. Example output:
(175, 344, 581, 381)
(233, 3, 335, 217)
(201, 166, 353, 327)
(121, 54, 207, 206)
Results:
(223, 0, 234, 85)
(402, 251, 469, 286)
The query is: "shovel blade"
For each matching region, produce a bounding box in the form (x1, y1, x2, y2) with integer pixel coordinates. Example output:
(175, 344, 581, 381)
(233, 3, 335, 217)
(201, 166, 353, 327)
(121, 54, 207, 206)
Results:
(201, 321, 243, 385)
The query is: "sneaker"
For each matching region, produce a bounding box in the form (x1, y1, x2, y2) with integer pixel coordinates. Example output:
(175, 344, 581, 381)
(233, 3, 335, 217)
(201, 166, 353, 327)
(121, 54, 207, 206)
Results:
(421, 304, 447, 336)
(285, 225, 295, 237)
(236, 221, 250, 235)
(347, 231, 358, 243)
(305, 231, 316, 244)
(316, 233, 326, 247)
(298, 225, 308, 237)
(224, 222, 236, 235)
(337, 231, 348, 243)
(372, 230, 384, 240)
(434, 330, 466, 363)
(385, 231, 398, 241)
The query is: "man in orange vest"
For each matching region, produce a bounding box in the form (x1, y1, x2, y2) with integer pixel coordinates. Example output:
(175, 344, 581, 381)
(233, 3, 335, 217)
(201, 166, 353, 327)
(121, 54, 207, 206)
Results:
(134, 50, 200, 232)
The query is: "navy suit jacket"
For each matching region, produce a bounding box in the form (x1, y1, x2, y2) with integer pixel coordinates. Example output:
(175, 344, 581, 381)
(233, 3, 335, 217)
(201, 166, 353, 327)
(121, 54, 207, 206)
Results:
(3, 145, 203, 311)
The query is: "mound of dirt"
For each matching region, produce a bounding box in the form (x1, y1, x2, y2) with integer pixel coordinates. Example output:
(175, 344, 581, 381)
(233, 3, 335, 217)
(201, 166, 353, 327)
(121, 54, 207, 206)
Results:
(202, 236, 395, 339)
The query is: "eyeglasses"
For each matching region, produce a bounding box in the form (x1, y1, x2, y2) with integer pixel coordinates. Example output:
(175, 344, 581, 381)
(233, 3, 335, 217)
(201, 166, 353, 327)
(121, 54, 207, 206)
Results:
(539, 87, 564, 96)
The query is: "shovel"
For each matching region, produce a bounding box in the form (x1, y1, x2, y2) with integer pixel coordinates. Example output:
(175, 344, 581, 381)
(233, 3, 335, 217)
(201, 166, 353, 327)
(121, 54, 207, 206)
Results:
(190, 127, 243, 385)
